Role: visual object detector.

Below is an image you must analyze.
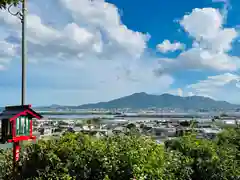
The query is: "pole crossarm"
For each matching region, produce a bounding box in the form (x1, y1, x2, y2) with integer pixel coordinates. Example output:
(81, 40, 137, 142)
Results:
(7, 3, 23, 22)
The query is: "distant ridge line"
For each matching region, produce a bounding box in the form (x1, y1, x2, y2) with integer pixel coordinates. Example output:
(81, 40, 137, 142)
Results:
(75, 92, 239, 110)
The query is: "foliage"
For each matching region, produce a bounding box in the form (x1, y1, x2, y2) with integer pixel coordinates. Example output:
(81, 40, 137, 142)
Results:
(220, 113, 228, 117)
(165, 130, 240, 180)
(0, 128, 239, 180)
(126, 123, 137, 130)
(216, 128, 240, 159)
(0, 0, 21, 9)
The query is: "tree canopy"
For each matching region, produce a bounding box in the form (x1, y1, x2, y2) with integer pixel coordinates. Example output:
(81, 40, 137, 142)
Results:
(0, 128, 239, 180)
(0, 0, 21, 9)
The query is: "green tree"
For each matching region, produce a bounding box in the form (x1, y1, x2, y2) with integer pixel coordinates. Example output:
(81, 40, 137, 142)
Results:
(126, 123, 136, 130)
(165, 131, 240, 180)
(0, 128, 239, 180)
(0, 0, 21, 9)
(216, 128, 240, 160)
(0, 133, 192, 180)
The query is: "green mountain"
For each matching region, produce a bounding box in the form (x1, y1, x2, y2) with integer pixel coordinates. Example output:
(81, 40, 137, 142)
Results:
(77, 92, 239, 110)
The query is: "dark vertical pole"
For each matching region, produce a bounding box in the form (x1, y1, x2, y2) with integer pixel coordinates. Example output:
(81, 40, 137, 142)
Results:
(21, 0, 26, 106)
(19, 1, 27, 176)
(14, 0, 27, 178)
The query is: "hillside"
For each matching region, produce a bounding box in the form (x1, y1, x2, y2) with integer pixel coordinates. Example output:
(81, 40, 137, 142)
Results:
(77, 92, 239, 110)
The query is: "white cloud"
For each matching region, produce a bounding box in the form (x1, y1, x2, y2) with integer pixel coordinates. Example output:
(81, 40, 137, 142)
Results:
(0, 0, 149, 63)
(166, 72, 240, 103)
(0, 40, 18, 69)
(1, 59, 174, 105)
(74, 60, 173, 104)
(180, 8, 223, 40)
(156, 40, 185, 53)
(186, 73, 240, 103)
(0, 0, 173, 105)
(156, 7, 239, 74)
(60, 0, 150, 58)
(187, 73, 240, 90)
(180, 8, 237, 53)
(212, 0, 230, 21)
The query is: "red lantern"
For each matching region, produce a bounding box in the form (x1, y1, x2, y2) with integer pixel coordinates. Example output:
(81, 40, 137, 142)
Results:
(0, 105, 42, 144)
(0, 105, 42, 163)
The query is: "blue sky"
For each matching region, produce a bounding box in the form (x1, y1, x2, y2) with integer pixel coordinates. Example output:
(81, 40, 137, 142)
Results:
(0, 0, 240, 106)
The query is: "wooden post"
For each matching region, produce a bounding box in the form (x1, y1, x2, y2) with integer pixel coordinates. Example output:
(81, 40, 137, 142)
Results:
(13, 141, 20, 179)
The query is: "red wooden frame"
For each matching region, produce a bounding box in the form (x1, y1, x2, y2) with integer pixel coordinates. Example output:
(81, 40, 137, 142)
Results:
(8, 136, 36, 143)
(8, 108, 41, 143)
(9, 109, 41, 122)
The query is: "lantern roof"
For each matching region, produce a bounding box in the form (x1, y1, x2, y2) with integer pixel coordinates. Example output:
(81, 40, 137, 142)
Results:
(0, 105, 42, 121)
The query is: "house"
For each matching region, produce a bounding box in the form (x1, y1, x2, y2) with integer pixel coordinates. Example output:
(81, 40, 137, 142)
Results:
(152, 126, 177, 137)
(197, 123, 212, 128)
(112, 126, 126, 135)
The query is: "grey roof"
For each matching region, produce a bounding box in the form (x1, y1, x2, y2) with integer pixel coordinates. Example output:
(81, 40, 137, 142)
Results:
(113, 126, 125, 131)
(0, 105, 42, 120)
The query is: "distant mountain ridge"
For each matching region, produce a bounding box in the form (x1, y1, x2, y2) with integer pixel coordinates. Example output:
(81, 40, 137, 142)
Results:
(77, 92, 239, 110)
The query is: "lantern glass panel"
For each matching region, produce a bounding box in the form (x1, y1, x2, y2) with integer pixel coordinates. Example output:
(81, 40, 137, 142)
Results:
(16, 116, 30, 136)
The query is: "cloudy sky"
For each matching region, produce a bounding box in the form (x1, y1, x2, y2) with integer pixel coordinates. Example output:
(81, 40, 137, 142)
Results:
(0, 0, 240, 106)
